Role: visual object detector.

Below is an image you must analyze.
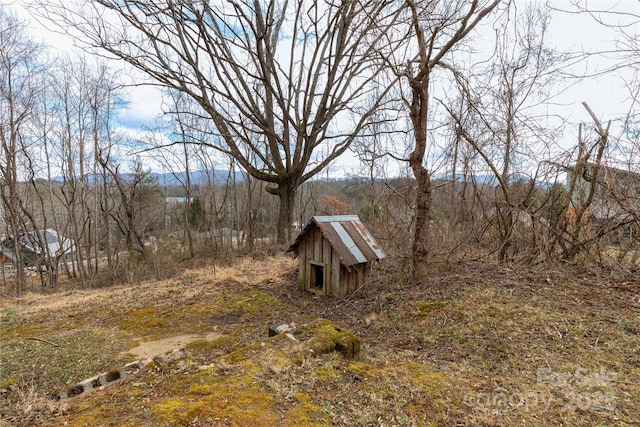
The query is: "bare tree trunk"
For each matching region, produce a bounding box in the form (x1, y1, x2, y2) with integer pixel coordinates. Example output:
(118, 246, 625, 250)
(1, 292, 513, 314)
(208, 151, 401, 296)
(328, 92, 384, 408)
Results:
(244, 173, 256, 252)
(411, 162, 432, 277)
(269, 181, 297, 246)
(183, 144, 194, 259)
(78, 107, 89, 285)
(408, 82, 432, 277)
(399, 0, 501, 278)
(100, 169, 114, 278)
(0, 10, 42, 294)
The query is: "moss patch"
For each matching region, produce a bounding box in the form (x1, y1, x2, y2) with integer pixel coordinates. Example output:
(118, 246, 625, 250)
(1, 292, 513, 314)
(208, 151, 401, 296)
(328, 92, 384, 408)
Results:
(184, 335, 236, 356)
(304, 319, 361, 360)
(282, 391, 330, 426)
(118, 307, 170, 337)
(346, 362, 388, 380)
(152, 360, 278, 426)
(414, 300, 447, 317)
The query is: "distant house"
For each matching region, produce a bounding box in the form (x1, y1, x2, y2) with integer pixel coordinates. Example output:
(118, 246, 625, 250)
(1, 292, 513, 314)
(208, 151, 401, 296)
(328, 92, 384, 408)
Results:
(164, 196, 193, 207)
(286, 215, 386, 297)
(569, 162, 640, 221)
(211, 227, 240, 248)
(0, 229, 77, 267)
(0, 251, 13, 265)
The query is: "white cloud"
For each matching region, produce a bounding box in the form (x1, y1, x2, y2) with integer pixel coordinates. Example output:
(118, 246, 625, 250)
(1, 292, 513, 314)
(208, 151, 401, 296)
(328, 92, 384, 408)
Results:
(117, 84, 164, 130)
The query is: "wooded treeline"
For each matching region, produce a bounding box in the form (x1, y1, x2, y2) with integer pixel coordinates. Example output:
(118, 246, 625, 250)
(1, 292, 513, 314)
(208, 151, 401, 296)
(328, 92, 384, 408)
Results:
(1, 1, 639, 295)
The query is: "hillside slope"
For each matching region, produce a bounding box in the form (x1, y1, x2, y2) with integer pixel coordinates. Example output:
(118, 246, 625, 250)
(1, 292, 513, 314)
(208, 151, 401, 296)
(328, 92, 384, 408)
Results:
(1, 258, 639, 426)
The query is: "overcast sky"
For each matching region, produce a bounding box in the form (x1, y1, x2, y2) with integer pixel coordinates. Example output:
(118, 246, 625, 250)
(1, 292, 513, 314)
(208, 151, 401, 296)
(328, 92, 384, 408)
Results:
(2, 0, 639, 177)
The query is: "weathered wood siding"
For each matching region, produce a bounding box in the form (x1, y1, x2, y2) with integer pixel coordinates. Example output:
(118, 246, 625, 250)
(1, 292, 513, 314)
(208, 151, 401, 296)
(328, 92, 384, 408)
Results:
(323, 235, 332, 294)
(297, 239, 307, 291)
(335, 263, 369, 297)
(296, 226, 373, 297)
(331, 247, 341, 296)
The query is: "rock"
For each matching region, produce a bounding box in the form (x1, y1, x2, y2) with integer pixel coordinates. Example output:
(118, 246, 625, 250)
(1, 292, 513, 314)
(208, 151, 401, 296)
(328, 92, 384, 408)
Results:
(0, 384, 17, 396)
(268, 322, 297, 337)
(152, 348, 188, 366)
(305, 319, 361, 360)
(284, 333, 297, 341)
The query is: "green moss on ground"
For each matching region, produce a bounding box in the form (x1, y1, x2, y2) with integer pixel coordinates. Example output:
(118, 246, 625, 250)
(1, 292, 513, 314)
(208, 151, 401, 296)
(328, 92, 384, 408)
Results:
(4, 259, 639, 426)
(152, 360, 278, 426)
(304, 319, 360, 360)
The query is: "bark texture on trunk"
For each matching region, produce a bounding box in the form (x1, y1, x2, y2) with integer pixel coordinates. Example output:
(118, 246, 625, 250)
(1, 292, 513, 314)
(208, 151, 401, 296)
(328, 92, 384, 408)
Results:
(408, 74, 432, 279)
(269, 181, 297, 246)
(410, 143, 432, 278)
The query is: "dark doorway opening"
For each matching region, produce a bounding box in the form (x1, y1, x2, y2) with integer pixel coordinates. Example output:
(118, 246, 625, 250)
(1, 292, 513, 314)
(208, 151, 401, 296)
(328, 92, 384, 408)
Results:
(310, 263, 324, 290)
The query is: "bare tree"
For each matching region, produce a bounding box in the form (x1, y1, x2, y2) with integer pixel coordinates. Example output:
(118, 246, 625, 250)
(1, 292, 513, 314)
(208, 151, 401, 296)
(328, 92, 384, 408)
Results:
(91, 96, 124, 282)
(189, 145, 235, 253)
(86, 61, 122, 279)
(104, 160, 161, 279)
(0, 9, 45, 294)
(49, 56, 92, 283)
(35, 0, 402, 244)
(27, 61, 79, 287)
(29, 56, 122, 287)
(551, 3, 640, 264)
(350, 80, 398, 226)
(558, 104, 609, 261)
(441, 3, 567, 262)
(385, 0, 502, 277)
(160, 89, 202, 259)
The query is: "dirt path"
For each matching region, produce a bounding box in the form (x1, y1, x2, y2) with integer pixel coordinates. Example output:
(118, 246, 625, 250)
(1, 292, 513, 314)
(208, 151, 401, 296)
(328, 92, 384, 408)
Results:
(122, 332, 222, 359)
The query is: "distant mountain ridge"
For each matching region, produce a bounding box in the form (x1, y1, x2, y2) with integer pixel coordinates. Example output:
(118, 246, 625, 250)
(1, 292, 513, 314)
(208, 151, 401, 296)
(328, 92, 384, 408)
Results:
(50, 171, 553, 188)
(150, 170, 245, 187)
(52, 170, 245, 187)
(439, 173, 552, 187)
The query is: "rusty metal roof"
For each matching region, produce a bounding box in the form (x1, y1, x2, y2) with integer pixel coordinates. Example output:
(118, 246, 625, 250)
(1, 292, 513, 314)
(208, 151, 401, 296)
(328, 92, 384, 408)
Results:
(286, 215, 386, 267)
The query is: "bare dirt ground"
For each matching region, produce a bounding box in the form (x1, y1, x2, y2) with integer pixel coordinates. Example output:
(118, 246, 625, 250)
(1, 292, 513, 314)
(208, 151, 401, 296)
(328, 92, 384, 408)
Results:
(1, 257, 639, 426)
(123, 333, 223, 360)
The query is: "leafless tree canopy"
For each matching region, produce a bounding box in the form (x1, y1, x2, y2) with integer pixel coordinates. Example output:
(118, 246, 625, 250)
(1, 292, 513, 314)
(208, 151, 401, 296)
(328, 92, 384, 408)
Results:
(34, 0, 403, 243)
(0, 9, 46, 293)
(383, 0, 503, 276)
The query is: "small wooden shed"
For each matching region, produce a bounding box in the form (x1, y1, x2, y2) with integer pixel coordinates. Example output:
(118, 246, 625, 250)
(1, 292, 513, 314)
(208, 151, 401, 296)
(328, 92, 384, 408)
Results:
(286, 215, 386, 297)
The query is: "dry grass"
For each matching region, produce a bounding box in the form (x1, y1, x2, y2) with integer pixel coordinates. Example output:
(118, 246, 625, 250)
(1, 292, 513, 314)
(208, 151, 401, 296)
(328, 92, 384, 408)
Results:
(1, 257, 639, 426)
